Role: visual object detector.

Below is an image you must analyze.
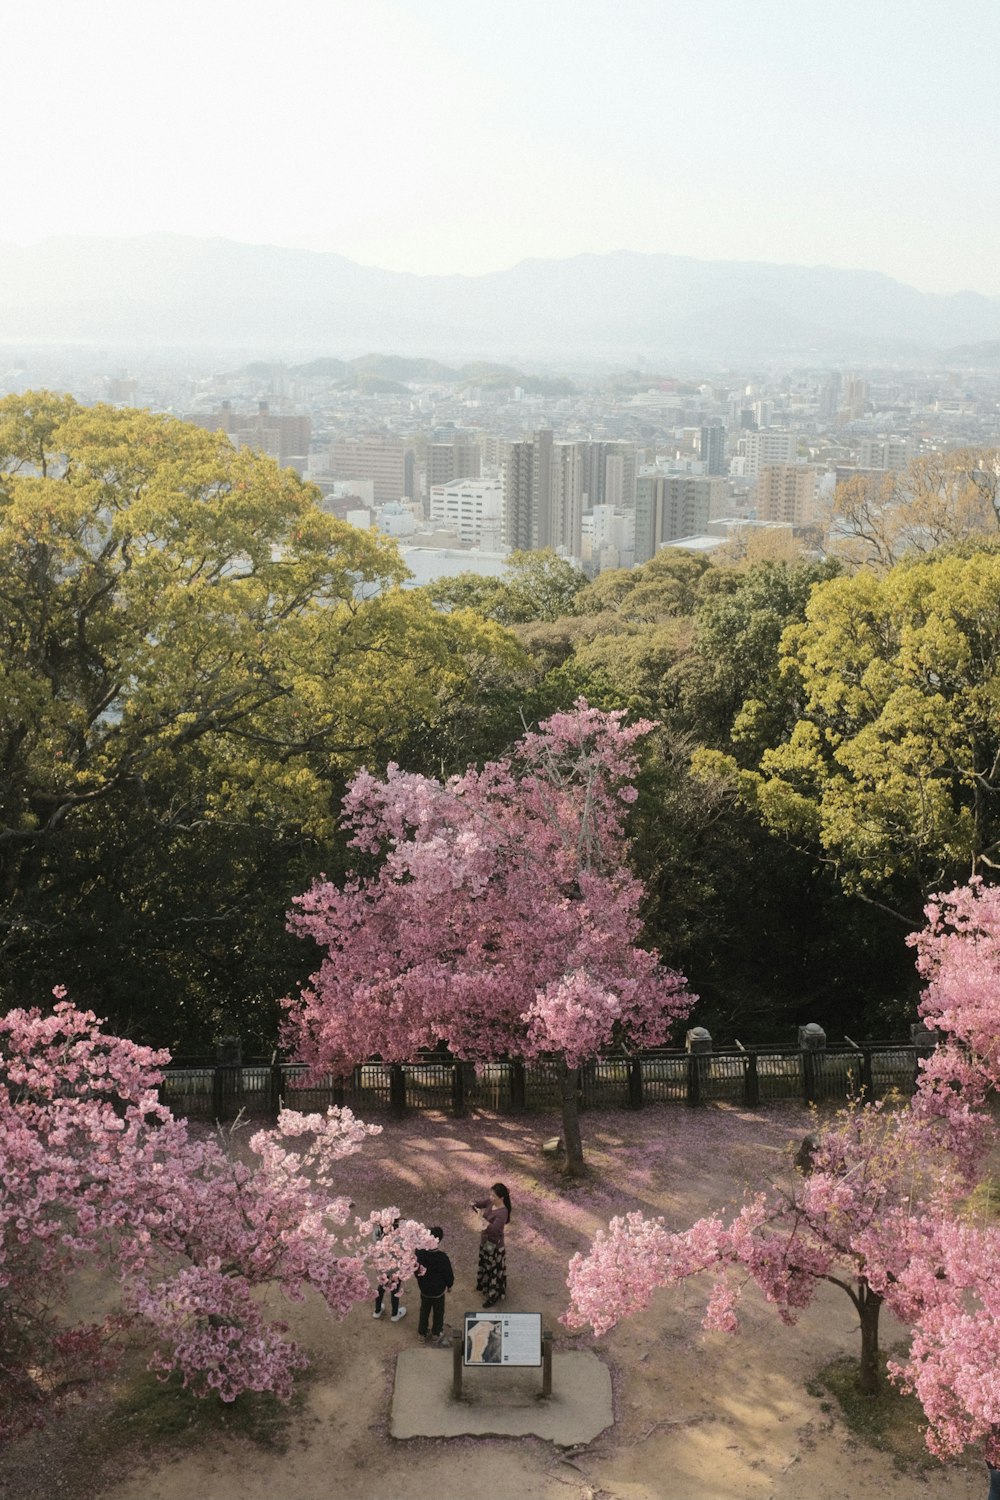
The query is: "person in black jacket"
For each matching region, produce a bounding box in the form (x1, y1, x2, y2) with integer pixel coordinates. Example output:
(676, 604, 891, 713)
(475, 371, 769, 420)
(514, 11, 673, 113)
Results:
(415, 1226, 454, 1342)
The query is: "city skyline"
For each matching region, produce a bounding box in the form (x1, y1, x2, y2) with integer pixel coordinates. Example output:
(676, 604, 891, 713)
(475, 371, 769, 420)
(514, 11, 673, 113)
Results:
(5, 0, 1000, 298)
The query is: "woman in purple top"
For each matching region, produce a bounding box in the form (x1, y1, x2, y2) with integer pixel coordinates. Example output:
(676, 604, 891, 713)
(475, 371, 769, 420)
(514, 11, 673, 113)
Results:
(472, 1181, 512, 1308)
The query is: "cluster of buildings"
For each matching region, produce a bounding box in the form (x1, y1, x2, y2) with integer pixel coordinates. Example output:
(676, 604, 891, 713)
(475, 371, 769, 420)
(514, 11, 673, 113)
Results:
(3, 347, 999, 584)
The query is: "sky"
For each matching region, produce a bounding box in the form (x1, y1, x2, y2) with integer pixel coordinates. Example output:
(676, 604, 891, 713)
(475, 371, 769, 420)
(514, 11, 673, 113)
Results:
(4, 0, 1000, 296)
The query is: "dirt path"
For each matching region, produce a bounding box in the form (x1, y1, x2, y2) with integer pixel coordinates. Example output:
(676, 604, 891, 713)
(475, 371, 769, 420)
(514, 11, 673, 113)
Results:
(3, 1103, 985, 1500)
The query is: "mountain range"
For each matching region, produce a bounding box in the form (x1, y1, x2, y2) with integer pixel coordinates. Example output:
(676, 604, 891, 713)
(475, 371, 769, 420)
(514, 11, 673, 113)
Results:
(2, 235, 1000, 365)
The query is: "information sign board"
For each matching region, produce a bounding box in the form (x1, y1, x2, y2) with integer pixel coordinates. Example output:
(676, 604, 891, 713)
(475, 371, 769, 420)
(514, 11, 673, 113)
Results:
(463, 1311, 542, 1367)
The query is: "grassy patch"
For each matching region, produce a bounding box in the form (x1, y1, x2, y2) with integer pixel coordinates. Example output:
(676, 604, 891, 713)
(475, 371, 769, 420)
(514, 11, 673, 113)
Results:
(966, 1176, 1000, 1221)
(80, 1365, 302, 1459)
(807, 1352, 934, 1471)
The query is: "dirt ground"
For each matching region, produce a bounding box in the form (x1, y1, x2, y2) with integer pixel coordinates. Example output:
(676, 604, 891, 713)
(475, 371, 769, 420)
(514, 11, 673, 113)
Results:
(1, 1102, 986, 1500)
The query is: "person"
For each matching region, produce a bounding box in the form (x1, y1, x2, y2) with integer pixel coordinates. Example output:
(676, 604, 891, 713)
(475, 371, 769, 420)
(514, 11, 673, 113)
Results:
(372, 1217, 407, 1322)
(472, 1182, 511, 1308)
(415, 1225, 454, 1343)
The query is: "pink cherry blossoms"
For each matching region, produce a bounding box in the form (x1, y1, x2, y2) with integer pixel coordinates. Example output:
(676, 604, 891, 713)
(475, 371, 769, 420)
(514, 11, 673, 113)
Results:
(0, 996, 432, 1437)
(565, 1101, 957, 1394)
(566, 878, 1000, 1465)
(283, 702, 694, 1172)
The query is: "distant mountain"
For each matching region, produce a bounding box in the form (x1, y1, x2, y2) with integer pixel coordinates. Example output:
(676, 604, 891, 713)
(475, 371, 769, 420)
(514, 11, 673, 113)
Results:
(2, 234, 999, 363)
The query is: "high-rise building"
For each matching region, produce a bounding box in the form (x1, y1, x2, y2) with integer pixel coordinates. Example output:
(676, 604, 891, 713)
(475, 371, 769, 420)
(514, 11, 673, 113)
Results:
(425, 437, 482, 490)
(634, 474, 725, 562)
(738, 430, 797, 477)
(330, 436, 412, 504)
(502, 430, 560, 552)
(577, 440, 637, 509)
(429, 476, 503, 544)
(841, 377, 870, 421)
(756, 464, 817, 526)
(187, 400, 311, 469)
(551, 442, 584, 558)
(858, 437, 912, 472)
(700, 423, 727, 476)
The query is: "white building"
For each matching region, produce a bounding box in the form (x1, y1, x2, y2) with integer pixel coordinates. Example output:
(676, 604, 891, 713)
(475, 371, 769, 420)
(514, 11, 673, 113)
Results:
(429, 475, 503, 545)
(738, 429, 797, 476)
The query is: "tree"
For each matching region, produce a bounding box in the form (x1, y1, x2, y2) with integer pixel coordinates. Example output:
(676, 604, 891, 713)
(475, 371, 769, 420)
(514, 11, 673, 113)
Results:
(564, 1100, 959, 1395)
(683, 558, 841, 757)
(0, 392, 518, 1044)
(567, 881, 1000, 1466)
(888, 880, 1000, 1464)
(283, 703, 694, 1176)
(0, 994, 431, 1438)
(830, 449, 1000, 572)
(695, 548, 1000, 916)
(426, 549, 586, 625)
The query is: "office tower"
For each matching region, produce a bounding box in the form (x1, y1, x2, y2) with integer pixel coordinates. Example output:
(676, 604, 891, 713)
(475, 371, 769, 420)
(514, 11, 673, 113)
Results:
(858, 437, 912, 471)
(634, 474, 724, 562)
(578, 440, 637, 509)
(330, 436, 411, 503)
(739, 429, 797, 477)
(700, 423, 727, 476)
(841, 377, 870, 421)
(425, 437, 482, 489)
(187, 401, 311, 469)
(551, 442, 584, 558)
(756, 464, 818, 526)
(502, 430, 556, 552)
(429, 476, 503, 544)
(818, 372, 841, 421)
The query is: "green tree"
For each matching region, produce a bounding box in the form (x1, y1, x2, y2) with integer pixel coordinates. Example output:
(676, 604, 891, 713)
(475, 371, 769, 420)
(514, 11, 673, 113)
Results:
(683, 558, 842, 755)
(426, 549, 586, 625)
(696, 546, 1000, 917)
(0, 394, 518, 1045)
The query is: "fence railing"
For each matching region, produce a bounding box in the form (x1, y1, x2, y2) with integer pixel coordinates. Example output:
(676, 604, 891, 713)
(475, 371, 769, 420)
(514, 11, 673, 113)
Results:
(158, 1041, 933, 1124)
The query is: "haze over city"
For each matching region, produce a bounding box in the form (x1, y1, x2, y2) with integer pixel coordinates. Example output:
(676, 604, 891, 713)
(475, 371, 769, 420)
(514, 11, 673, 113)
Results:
(5, 0, 1000, 298)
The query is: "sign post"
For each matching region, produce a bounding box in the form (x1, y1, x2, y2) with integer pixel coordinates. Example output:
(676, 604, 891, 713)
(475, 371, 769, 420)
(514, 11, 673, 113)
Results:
(453, 1312, 549, 1401)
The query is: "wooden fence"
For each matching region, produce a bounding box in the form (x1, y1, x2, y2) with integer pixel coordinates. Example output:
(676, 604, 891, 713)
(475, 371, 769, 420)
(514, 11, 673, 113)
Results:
(159, 1040, 933, 1124)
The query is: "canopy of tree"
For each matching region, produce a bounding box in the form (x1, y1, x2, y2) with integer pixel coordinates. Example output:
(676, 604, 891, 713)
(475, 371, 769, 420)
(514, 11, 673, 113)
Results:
(0, 393, 520, 1048)
(696, 546, 1000, 915)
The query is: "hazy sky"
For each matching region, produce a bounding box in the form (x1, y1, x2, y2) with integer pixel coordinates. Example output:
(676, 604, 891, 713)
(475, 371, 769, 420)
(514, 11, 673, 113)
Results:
(5, 0, 999, 295)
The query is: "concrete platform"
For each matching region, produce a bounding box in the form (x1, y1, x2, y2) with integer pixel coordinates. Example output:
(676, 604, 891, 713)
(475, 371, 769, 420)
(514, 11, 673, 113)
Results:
(389, 1346, 613, 1443)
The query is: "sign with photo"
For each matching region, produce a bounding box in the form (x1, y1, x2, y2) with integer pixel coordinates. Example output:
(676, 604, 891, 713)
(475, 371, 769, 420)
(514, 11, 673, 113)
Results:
(463, 1311, 542, 1367)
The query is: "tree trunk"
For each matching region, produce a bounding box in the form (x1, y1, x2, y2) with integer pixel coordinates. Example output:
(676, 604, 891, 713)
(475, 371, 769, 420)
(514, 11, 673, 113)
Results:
(558, 1059, 585, 1177)
(857, 1280, 883, 1394)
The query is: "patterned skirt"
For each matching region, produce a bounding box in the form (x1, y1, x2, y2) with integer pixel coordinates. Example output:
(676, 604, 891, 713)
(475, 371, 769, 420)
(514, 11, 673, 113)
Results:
(476, 1240, 506, 1303)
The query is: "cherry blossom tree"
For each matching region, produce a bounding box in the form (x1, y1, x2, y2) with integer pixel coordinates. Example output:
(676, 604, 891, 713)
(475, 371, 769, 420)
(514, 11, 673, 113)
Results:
(565, 1100, 962, 1394)
(0, 994, 431, 1439)
(283, 702, 694, 1175)
(567, 880, 1000, 1474)
(887, 879, 1000, 1465)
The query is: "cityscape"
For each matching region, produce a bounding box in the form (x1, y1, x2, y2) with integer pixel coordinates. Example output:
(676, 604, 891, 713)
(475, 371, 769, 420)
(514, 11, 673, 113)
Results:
(4, 331, 999, 589)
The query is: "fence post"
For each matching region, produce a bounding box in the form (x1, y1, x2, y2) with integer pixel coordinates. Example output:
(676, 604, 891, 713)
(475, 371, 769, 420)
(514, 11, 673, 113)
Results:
(510, 1059, 526, 1110)
(627, 1057, 644, 1110)
(333, 1075, 346, 1109)
(799, 1024, 826, 1105)
(743, 1050, 760, 1108)
(389, 1063, 407, 1118)
(213, 1036, 242, 1123)
(910, 1023, 938, 1096)
(861, 1047, 875, 1101)
(451, 1059, 467, 1116)
(686, 1028, 711, 1108)
(269, 1062, 283, 1120)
